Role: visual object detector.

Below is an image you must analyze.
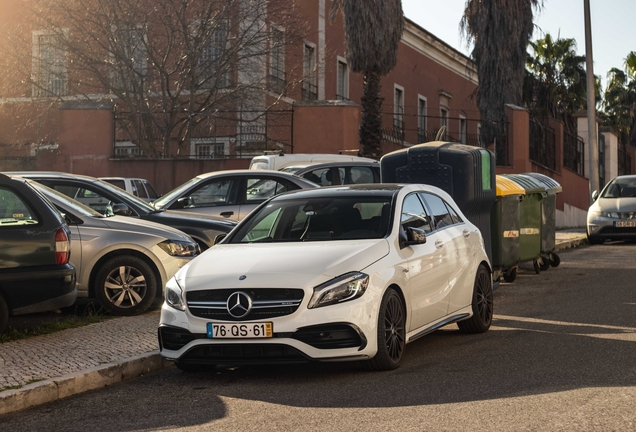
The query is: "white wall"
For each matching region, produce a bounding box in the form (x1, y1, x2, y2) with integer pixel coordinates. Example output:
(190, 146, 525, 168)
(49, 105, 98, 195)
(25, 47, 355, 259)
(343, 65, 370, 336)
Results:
(556, 204, 587, 228)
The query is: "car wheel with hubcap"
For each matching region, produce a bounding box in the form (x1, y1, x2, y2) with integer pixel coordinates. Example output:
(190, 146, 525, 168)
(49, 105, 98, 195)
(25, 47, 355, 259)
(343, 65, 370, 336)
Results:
(94, 255, 157, 316)
(366, 288, 405, 371)
(458, 265, 493, 334)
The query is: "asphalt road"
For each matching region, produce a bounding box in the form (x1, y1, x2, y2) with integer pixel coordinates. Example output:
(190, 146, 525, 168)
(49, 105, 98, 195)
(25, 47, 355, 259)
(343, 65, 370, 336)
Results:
(2, 242, 635, 431)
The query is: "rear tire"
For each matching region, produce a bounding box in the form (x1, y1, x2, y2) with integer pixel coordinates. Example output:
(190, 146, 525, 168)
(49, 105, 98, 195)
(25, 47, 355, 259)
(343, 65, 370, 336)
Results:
(365, 288, 406, 371)
(0, 294, 8, 334)
(94, 255, 157, 316)
(458, 265, 493, 334)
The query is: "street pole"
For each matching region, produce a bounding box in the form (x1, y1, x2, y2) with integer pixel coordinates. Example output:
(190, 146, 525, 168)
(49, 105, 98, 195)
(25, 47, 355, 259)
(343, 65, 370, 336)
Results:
(584, 0, 600, 202)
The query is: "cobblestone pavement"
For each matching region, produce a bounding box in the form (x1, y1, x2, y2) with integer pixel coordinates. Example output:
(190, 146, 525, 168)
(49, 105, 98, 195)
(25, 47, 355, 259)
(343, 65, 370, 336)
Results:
(0, 311, 159, 389)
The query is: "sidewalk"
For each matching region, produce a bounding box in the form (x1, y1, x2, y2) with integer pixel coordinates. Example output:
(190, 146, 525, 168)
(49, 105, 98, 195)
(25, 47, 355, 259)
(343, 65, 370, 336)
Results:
(0, 229, 588, 416)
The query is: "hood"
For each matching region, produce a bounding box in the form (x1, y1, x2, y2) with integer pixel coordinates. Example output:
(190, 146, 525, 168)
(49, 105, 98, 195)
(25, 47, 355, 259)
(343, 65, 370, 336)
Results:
(181, 239, 390, 291)
(596, 197, 636, 213)
(101, 216, 194, 243)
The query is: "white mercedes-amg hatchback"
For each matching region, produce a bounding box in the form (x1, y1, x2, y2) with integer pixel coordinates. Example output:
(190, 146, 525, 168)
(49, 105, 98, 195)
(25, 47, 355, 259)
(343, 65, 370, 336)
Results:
(159, 184, 493, 371)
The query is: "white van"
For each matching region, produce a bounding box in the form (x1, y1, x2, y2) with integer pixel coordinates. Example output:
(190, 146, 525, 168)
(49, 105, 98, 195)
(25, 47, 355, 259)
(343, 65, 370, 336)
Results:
(249, 153, 376, 171)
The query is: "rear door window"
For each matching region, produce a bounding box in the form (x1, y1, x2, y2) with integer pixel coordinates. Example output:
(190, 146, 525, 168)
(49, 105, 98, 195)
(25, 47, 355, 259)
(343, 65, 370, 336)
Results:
(346, 166, 376, 184)
(420, 193, 454, 230)
(143, 181, 159, 199)
(245, 178, 290, 204)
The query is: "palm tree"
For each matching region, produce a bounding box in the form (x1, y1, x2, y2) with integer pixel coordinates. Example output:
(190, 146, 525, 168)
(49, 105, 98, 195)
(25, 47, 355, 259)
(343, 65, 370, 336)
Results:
(523, 33, 588, 133)
(603, 52, 636, 147)
(330, 1, 404, 159)
(461, 0, 542, 146)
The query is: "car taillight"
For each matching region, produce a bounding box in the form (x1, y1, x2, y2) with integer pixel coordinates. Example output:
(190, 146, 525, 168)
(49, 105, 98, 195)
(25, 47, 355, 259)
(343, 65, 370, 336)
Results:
(55, 228, 70, 265)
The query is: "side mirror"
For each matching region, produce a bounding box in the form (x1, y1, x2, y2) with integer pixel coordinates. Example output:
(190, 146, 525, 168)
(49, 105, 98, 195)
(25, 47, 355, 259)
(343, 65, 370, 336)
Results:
(112, 203, 132, 216)
(214, 233, 227, 245)
(170, 197, 190, 210)
(400, 227, 427, 248)
(592, 190, 599, 201)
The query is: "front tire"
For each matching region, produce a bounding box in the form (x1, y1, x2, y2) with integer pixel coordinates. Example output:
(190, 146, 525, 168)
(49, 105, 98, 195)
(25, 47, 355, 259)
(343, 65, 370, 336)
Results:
(366, 288, 405, 371)
(94, 255, 157, 316)
(458, 265, 493, 334)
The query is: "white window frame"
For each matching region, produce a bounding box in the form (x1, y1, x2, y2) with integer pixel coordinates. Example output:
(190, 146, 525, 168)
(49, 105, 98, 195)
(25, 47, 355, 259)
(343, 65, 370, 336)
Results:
(302, 41, 317, 100)
(459, 114, 467, 144)
(32, 29, 69, 97)
(394, 84, 405, 128)
(190, 137, 231, 159)
(336, 56, 349, 100)
(417, 95, 428, 141)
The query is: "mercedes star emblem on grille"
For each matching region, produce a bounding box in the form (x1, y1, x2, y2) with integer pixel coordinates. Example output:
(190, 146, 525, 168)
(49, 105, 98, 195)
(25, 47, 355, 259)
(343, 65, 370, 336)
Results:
(226, 291, 252, 318)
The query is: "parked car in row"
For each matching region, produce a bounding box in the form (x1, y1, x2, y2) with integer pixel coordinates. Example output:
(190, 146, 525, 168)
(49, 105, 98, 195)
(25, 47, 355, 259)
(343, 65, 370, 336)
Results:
(0, 174, 77, 334)
(159, 184, 493, 372)
(587, 174, 636, 244)
(6, 172, 236, 250)
(29, 181, 200, 316)
(249, 152, 376, 171)
(100, 177, 159, 202)
(151, 170, 318, 222)
(281, 161, 381, 186)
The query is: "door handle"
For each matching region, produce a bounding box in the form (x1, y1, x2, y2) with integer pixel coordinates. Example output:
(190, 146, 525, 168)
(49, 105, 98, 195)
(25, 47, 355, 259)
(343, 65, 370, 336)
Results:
(435, 239, 444, 249)
(220, 211, 234, 218)
(463, 229, 471, 238)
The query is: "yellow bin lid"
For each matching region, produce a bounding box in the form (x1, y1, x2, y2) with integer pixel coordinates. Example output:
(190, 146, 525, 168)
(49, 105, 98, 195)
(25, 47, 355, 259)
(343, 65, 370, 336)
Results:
(496, 175, 525, 196)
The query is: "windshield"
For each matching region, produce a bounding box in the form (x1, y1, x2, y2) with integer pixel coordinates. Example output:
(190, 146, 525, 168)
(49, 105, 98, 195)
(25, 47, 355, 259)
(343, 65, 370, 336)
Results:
(601, 177, 636, 198)
(153, 177, 201, 209)
(229, 196, 393, 243)
(30, 181, 105, 218)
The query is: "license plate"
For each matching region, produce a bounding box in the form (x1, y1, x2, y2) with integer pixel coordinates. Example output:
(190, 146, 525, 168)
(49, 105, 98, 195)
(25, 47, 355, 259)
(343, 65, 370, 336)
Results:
(206, 322, 273, 339)
(615, 220, 636, 228)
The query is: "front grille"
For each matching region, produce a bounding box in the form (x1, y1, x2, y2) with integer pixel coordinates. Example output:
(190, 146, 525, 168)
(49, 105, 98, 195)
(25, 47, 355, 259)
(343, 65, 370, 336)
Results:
(598, 226, 636, 234)
(186, 288, 305, 321)
(180, 344, 309, 365)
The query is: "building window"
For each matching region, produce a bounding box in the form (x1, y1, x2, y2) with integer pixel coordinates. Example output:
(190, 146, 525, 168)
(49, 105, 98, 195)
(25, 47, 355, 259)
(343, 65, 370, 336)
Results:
(199, 24, 230, 89)
(268, 26, 285, 94)
(440, 107, 449, 129)
(459, 115, 467, 144)
(114, 141, 142, 157)
(110, 26, 147, 90)
(190, 138, 229, 159)
(302, 43, 317, 101)
(336, 58, 349, 100)
(418, 96, 427, 143)
(32, 31, 68, 97)
(393, 85, 405, 141)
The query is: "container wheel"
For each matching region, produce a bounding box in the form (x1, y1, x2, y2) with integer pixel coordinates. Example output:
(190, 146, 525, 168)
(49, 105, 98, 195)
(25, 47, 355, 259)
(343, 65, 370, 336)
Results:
(503, 268, 517, 283)
(539, 255, 550, 271)
(549, 253, 561, 267)
(533, 260, 540, 274)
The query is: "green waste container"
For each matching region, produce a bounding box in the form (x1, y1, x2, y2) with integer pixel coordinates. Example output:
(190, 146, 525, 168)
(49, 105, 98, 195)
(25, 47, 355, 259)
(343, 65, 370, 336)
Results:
(501, 174, 547, 274)
(525, 173, 563, 268)
(492, 175, 524, 282)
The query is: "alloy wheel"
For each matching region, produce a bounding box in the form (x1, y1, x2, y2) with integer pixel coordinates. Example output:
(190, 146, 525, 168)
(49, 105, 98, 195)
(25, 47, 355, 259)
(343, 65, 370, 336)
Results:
(104, 265, 147, 309)
(384, 293, 405, 362)
(475, 269, 493, 325)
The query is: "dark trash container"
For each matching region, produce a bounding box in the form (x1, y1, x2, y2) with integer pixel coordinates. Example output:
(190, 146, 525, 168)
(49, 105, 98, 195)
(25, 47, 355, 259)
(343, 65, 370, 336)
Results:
(501, 174, 546, 273)
(381, 142, 496, 260)
(492, 175, 524, 282)
(525, 172, 563, 268)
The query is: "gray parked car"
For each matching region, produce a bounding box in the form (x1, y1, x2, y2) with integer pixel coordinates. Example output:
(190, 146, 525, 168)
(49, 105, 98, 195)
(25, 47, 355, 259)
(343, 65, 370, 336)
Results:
(587, 174, 636, 244)
(152, 170, 318, 221)
(30, 181, 200, 316)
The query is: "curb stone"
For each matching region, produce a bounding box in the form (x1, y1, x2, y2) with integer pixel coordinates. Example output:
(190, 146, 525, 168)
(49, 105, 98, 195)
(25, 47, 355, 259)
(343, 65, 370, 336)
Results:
(0, 351, 172, 416)
(554, 237, 588, 251)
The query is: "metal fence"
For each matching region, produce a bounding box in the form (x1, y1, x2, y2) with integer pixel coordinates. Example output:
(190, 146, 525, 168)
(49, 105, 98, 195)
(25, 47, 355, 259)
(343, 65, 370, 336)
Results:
(529, 119, 556, 171)
(378, 110, 510, 166)
(563, 129, 585, 176)
(113, 109, 294, 159)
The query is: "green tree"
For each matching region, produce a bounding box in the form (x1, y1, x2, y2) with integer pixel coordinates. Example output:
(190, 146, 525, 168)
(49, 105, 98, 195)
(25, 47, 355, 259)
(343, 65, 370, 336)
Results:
(603, 52, 636, 146)
(330, 0, 404, 159)
(461, 0, 542, 145)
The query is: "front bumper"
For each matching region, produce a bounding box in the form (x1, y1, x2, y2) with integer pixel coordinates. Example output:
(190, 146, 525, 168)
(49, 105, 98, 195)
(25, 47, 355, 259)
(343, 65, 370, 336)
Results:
(158, 290, 380, 365)
(587, 216, 636, 240)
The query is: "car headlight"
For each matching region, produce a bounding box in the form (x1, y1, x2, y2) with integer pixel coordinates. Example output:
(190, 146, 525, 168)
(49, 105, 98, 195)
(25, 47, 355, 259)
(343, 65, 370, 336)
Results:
(589, 210, 602, 218)
(165, 277, 186, 311)
(308, 272, 369, 309)
(158, 240, 200, 257)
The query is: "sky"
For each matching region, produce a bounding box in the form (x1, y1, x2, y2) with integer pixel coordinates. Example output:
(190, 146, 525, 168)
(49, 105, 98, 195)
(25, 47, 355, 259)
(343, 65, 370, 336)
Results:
(402, 0, 636, 90)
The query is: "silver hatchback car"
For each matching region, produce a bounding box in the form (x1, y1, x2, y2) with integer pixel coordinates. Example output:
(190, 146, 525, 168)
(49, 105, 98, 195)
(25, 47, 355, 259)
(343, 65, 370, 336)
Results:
(30, 181, 200, 315)
(587, 175, 636, 244)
